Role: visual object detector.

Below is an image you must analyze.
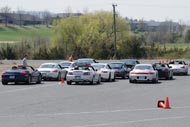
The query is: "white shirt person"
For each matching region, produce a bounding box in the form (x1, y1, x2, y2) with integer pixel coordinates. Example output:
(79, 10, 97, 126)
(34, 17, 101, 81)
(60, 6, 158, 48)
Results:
(22, 55, 28, 67)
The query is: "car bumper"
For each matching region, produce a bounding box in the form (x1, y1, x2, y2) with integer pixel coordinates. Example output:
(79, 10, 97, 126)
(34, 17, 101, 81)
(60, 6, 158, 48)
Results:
(66, 75, 93, 82)
(1, 75, 29, 83)
(129, 74, 156, 82)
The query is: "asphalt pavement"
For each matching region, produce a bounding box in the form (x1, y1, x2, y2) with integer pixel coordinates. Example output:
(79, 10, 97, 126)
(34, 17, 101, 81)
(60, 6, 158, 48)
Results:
(0, 72, 190, 127)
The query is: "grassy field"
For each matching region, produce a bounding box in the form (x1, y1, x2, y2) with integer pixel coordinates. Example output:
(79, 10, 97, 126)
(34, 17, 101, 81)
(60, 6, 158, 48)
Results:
(159, 43, 190, 50)
(0, 24, 52, 41)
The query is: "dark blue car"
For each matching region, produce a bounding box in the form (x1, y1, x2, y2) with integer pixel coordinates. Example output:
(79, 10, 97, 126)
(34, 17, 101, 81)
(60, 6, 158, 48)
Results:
(1, 65, 42, 85)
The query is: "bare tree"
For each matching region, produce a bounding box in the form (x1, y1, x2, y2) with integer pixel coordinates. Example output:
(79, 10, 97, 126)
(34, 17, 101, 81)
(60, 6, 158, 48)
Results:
(0, 6, 11, 27)
(42, 10, 51, 27)
(17, 7, 25, 27)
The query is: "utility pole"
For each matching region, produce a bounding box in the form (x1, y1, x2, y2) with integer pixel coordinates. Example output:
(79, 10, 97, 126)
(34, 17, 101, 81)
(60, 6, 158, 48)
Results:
(112, 4, 117, 59)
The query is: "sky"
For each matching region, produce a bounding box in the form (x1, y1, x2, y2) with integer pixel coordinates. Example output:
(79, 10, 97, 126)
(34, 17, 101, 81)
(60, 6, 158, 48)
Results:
(1, 0, 190, 24)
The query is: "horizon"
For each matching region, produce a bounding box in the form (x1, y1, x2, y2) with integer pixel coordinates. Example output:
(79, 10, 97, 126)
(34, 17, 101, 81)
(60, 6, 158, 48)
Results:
(1, 0, 190, 24)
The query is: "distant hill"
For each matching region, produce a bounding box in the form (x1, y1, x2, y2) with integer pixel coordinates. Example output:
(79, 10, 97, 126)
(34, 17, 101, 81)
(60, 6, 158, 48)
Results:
(0, 24, 52, 42)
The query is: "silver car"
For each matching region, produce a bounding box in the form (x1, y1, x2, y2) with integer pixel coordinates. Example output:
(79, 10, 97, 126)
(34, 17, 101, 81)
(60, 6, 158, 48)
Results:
(129, 64, 158, 83)
(38, 63, 66, 81)
(169, 60, 188, 75)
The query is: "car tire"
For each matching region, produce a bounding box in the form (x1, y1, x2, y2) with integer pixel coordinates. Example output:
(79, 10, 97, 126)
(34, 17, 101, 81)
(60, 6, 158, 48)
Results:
(26, 76, 31, 85)
(129, 79, 134, 83)
(37, 75, 42, 84)
(2, 81, 8, 85)
(90, 78, 94, 85)
(97, 76, 101, 84)
(112, 74, 116, 82)
(107, 73, 111, 82)
(67, 81, 72, 85)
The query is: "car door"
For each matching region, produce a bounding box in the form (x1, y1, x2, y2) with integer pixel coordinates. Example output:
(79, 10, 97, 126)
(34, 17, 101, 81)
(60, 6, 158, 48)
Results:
(27, 66, 39, 82)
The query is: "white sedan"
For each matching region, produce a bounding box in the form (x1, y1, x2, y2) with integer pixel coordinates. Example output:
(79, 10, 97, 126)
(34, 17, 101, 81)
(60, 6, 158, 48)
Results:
(169, 60, 188, 75)
(38, 63, 67, 81)
(129, 64, 158, 83)
(66, 64, 101, 85)
(91, 63, 115, 82)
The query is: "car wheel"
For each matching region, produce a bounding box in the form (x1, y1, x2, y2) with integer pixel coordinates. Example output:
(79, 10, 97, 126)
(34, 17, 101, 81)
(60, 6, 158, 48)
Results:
(112, 74, 116, 82)
(97, 76, 101, 84)
(122, 73, 126, 79)
(166, 73, 170, 80)
(107, 73, 111, 82)
(26, 76, 31, 85)
(67, 81, 72, 85)
(129, 79, 134, 83)
(90, 78, 94, 85)
(2, 81, 8, 85)
(152, 76, 158, 83)
(37, 75, 42, 84)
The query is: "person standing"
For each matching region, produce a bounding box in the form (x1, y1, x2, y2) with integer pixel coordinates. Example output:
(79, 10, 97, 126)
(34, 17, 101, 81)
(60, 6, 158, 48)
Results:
(22, 55, 28, 67)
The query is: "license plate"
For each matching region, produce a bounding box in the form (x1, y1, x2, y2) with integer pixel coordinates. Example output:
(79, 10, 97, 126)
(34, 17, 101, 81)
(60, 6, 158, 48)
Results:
(139, 76, 144, 80)
(75, 76, 81, 79)
(9, 76, 15, 79)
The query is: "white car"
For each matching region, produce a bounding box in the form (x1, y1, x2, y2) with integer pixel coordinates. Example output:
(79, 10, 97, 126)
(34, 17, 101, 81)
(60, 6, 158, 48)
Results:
(66, 64, 101, 85)
(169, 60, 188, 75)
(38, 63, 67, 81)
(91, 63, 115, 82)
(129, 64, 158, 83)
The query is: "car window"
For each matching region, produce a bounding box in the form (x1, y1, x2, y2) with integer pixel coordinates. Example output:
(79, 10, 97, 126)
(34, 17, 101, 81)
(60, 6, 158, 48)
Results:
(135, 65, 152, 70)
(40, 64, 55, 68)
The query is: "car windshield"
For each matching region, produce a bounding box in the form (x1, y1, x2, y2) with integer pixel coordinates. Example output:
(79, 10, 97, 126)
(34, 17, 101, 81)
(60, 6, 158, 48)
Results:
(91, 64, 105, 70)
(169, 61, 183, 65)
(40, 64, 55, 68)
(109, 63, 122, 69)
(135, 65, 152, 70)
(121, 60, 136, 65)
(60, 62, 71, 67)
(77, 59, 96, 64)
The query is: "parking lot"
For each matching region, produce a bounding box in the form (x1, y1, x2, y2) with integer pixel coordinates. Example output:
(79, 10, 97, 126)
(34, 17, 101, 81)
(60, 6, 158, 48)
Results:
(1, 69, 190, 127)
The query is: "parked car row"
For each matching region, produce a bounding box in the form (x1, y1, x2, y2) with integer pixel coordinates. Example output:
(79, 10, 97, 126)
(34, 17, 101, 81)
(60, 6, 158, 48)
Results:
(1, 59, 189, 85)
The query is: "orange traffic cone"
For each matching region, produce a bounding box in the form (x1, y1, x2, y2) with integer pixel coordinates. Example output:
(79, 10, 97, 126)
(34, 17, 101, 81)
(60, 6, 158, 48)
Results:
(157, 100, 165, 108)
(61, 77, 65, 84)
(164, 96, 171, 109)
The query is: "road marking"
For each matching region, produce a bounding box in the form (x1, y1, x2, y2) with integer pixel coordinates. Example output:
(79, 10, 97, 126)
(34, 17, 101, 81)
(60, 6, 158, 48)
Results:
(0, 106, 190, 118)
(72, 116, 190, 127)
(0, 84, 57, 95)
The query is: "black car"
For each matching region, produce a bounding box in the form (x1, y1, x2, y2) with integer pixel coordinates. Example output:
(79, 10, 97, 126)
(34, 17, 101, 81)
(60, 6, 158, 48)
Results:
(153, 63, 173, 80)
(109, 62, 129, 79)
(1, 65, 42, 85)
(120, 59, 140, 70)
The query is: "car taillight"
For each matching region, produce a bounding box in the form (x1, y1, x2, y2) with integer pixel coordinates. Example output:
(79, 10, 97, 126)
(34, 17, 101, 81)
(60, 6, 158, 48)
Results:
(101, 71, 108, 73)
(148, 72, 154, 75)
(84, 72, 90, 75)
(68, 72, 73, 75)
(21, 71, 28, 75)
(52, 69, 58, 72)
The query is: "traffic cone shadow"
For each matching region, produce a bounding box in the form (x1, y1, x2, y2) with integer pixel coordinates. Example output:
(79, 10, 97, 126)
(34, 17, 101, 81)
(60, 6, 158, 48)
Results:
(157, 96, 171, 109)
(157, 100, 165, 108)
